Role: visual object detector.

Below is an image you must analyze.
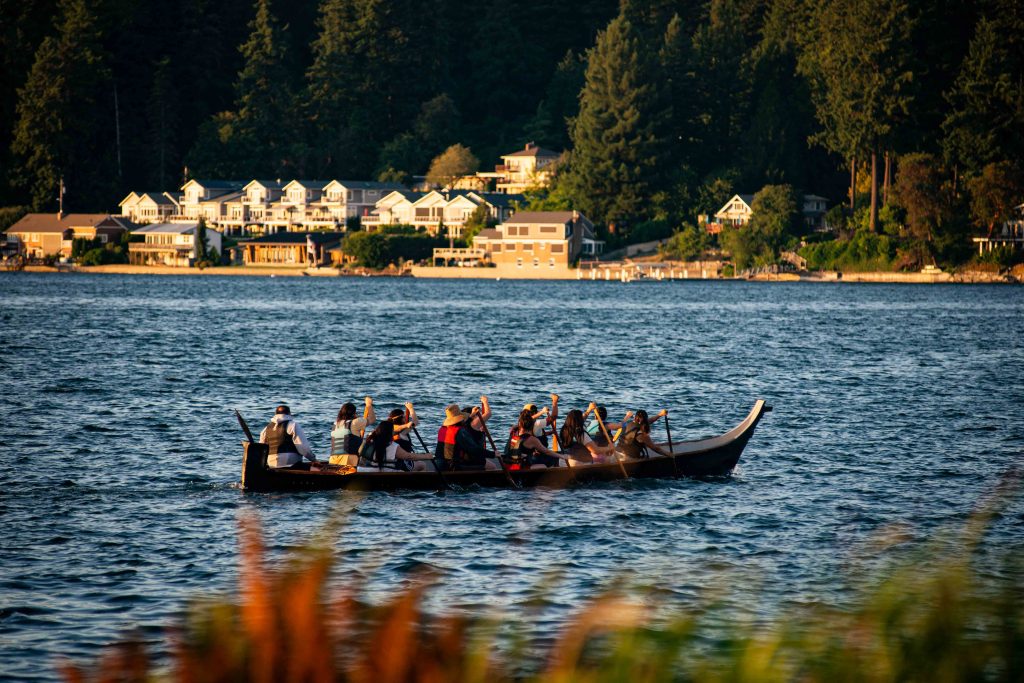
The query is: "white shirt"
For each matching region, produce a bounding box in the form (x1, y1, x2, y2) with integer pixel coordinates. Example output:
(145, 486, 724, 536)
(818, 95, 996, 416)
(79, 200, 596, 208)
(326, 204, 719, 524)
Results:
(258, 414, 316, 468)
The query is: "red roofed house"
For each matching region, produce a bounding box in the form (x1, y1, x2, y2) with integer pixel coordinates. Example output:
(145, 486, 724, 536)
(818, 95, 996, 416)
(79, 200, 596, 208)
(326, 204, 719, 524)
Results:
(4, 213, 134, 259)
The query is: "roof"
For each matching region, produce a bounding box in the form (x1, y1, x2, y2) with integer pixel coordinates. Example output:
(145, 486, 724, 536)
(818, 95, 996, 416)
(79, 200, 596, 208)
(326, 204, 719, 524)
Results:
(6, 213, 123, 234)
(243, 179, 286, 191)
(182, 179, 246, 191)
(381, 190, 427, 203)
(283, 179, 333, 191)
(330, 180, 406, 191)
(131, 222, 201, 235)
(474, 192, 524, 209)
(504, 211, 581, 225)
(803, 194, 829, 202)
(474, 229, 501, 240)
(200, 190, 244, 204)
(715, 194, 754, 216)
(241, 231, 344, 246)
(139, 192, 178, 205)
(503, 143, 560, 158)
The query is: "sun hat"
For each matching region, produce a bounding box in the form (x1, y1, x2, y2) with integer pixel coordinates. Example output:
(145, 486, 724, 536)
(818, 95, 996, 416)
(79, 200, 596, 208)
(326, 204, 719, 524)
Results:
(443, 403, 467, 426)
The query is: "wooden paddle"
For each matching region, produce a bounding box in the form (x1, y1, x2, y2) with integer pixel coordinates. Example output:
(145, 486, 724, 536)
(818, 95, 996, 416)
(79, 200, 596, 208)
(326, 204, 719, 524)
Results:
(664, 410, 678, 477)
(592, 407, 629, 480)
(234, 409, 255, 444)
(477, 413, 521, 489)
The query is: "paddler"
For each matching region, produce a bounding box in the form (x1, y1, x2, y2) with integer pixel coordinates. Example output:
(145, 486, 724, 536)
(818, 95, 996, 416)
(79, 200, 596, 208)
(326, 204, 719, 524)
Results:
(435, 404, 498, 471)
(583, 403, 634, 447)
(329, 396, 375, 464)
(523, 393, 559, 446)
(259, 404, 319, 469)
(559, 409, 616, 465)
(616, 409, 671, 460)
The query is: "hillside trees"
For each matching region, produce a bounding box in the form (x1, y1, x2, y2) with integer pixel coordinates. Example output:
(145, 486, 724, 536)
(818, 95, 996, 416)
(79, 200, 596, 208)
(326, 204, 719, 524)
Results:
(798, 0, 917, 231)
(566, 14, 668, 232)
(187, 0, 297, 178)
(11, 0, 115, 210)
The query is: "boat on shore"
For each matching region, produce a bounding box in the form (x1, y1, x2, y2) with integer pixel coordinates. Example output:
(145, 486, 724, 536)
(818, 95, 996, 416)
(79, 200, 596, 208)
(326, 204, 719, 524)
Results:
(240, 400, 772, 493)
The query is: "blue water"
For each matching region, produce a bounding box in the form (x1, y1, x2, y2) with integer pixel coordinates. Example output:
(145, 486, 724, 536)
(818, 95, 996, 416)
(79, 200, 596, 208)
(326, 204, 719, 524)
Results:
(1, 273, 1022, 679)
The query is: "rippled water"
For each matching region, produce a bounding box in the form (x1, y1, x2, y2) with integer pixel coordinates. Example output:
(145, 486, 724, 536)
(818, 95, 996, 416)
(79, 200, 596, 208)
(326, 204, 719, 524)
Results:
(1, 273, 1022, 679)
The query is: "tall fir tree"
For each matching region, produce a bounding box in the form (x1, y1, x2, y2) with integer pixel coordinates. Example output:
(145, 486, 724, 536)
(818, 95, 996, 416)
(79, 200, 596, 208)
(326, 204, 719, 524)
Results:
(798, 0, 917, 230)
(187, 0, 296, 178)
(11, 0, 115, 210)
(566, 14, 669, 231)
(942, 1, 1024, 179)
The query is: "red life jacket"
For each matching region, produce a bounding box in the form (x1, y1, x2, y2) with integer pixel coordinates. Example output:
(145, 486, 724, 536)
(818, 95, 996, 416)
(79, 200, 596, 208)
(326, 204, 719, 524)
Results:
(437, 424, 463, 463)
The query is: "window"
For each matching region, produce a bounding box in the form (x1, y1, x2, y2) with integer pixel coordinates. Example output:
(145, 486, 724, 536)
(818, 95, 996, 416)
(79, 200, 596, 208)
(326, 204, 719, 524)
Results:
(533, 258, 539, 267)
(522, 242, 533, 252)
(549, 258, 555, 267)
(98, 234, 108, 244)
(540, 225, 557, 233)
(492, 244, 502, 252)
(516, 258, 523, 267)
(507, 226, 518, 236)
(551, 243, 564, 253)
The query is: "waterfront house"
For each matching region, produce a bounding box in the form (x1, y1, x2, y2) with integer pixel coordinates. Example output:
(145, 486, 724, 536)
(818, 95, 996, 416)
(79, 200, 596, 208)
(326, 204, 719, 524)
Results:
(473, 142, 561, 194)
(467, 210, 602, 269)
(118, 192, 179, 224)
(173, 179, 246, 222)
(713, 193, 831, 230)
(240, 231, 344, 267)
(320, 180, 406, 223)
(365, 190, 523, 237)
(972, 202, 1024, 255)
(218, 180, 286, 236)
(5, 213, 134, 259)
(127, 222, 223, 267)
(362, 190, 428, 228)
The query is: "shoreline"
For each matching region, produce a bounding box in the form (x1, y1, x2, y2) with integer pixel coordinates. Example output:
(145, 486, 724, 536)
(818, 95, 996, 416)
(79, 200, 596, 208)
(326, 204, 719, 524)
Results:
(8, 263, 1020, 283)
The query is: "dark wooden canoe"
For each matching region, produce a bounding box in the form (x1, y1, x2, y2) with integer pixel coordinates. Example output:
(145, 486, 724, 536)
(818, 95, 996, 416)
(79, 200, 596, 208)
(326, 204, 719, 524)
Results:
(240, 400, 772, 493)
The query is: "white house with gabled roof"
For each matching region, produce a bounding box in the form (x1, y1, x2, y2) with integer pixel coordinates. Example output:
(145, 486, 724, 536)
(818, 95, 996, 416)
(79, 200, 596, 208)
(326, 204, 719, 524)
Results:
(119, 191, 179, 224)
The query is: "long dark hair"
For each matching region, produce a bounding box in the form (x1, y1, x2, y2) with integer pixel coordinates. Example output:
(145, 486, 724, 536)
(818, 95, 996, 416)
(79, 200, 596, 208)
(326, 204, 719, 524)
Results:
(560, 409, 586, 448)
(336, 402, 356, 424)
(633, 410, 651, 433)
(517, 410, 535, 435)
(369, 420, 394, 464)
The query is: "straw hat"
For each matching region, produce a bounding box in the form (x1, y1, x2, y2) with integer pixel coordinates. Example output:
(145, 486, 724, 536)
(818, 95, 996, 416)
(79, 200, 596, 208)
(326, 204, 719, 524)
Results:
(443, 403, 467, 426)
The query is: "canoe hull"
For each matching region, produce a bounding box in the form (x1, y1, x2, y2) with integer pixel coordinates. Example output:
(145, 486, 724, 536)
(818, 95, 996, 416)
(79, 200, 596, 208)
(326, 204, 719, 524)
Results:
(241, 400, 771, 493)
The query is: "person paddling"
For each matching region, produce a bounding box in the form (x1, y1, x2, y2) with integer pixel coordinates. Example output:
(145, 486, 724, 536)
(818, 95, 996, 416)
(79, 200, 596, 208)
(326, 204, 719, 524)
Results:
(523, 394, 559, 447)
(386, 403, 419, 454)
(560, 409, 615, 466)
(365, 420, 435, 472)
(508, 411, 568, 469)
(617, 409, 671, 460)
(583, 403, 634, 447)
(435, 404, 497, 471)
(259, 405, 319, 469)
(329, 397, 375, 465)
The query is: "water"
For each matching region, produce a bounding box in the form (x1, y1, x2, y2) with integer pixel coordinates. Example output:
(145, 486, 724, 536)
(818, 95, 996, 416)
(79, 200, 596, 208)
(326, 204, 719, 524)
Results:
(1, 274, 1022, 679)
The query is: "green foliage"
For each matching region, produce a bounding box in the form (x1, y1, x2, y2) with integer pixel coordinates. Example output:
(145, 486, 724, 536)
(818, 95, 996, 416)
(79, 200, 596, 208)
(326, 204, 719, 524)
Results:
(942, 6, 1024, 175)
(195, 218, 209, 262)
(343, 231, 446, 269)
(749, 184, 799, 244)
(425, 144, 479, 188)
(799, 230, 897, 272)
(79, 245, 127, 266)
(461, 204, 494, 242)
(11, 0, 115, 210)
(966, 161, 1024, 237)
(565, 14, 668, 229)
(660, 224, 709, 261)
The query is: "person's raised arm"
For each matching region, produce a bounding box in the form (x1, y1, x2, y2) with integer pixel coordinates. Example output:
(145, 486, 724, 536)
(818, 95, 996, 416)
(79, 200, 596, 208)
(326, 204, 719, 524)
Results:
(583, 402, 597, 418)
(479, 396, 491, 422)
(363, 396, 376, 425)
(549, 393, 560, 424)
(649, 409, 667, 425)
(405, 402, 419, 427)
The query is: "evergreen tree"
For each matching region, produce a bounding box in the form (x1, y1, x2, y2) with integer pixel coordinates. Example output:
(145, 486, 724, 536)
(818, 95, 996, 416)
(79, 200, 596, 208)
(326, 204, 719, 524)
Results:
(11, 0, 115, 210)
(798, 0, 917, 231)
(148, 56, 179, 191)
(524, 51, 586, 152)
(566, 14, 668, 231)
(188, 0, 296, 178)
(942, 3, 1024, 178)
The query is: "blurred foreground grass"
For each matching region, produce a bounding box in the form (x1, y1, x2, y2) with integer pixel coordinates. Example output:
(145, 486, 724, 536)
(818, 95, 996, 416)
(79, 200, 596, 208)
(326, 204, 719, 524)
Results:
(63, 479, 1023, 683)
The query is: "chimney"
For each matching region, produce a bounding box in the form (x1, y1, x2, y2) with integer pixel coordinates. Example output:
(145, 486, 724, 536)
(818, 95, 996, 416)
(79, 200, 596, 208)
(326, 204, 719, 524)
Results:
(526, 141, 535, 151)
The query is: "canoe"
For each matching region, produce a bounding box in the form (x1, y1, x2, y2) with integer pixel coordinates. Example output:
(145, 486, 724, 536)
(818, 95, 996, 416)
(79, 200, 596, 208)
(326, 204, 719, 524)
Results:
(240, 400, 772, 493)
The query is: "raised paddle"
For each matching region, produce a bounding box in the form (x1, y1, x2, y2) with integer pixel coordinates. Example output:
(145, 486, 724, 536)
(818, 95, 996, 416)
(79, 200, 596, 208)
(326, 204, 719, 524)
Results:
(235, 409, 255, 444)
(664, 410, 679, 477)
(592, 408, 629, 480)
(477, 412, 521, 489)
